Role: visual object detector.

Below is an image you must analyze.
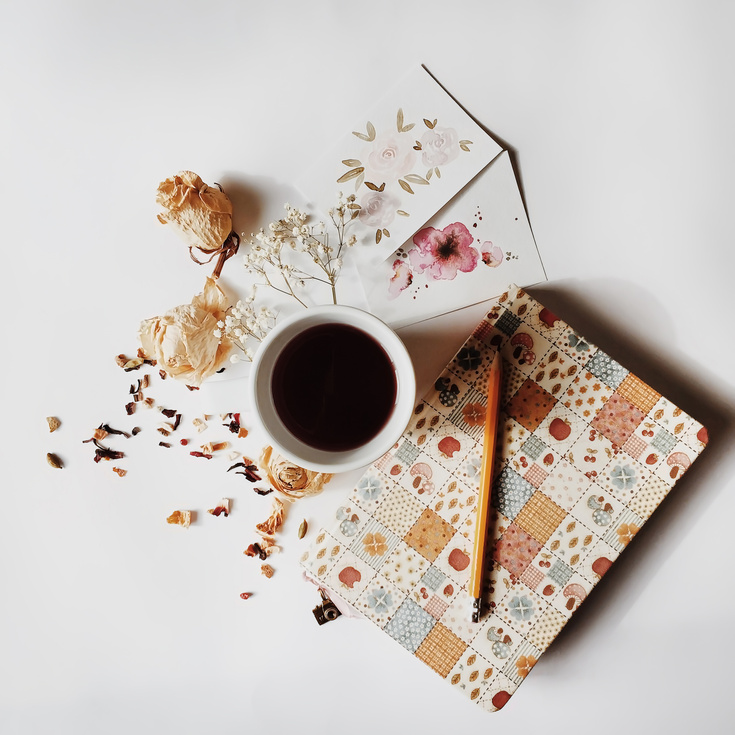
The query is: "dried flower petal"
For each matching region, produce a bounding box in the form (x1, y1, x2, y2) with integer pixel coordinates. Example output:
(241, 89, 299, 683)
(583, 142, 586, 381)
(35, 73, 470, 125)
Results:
(167, 510, 192, 527)
(259, 446, 332, 500)
(46, 416, 61, 433)
(46, 452, 63, 469)
(156, 171, 233, 253)
(190, 451, 213, 459)
(139, 278, 232, 386)
(207, 498, 231, 517)
(255, 498, 285, 536)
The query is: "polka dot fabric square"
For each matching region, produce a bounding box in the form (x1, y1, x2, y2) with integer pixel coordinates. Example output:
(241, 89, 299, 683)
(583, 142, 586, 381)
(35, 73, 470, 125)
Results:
(302, 285, 707, 713)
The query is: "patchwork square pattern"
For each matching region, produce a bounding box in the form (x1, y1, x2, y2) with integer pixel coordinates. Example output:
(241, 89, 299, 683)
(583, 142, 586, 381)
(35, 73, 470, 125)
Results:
(415, 623, 467, 677)
(617, 373, 661, 413)
(303, 285, 707, 714)
(514, 492, 567, 545)
(493, 523, 543, 577)
(404, 508, 456, 563)
(584, 350, 629, 389)
(505, 378, 556, 431)
(493, 467, 535, 519)
(591, 393, 646, 447)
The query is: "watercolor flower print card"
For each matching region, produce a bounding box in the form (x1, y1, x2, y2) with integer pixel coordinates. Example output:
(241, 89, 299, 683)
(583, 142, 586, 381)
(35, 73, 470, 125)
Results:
(359, 151, 547, 329)
(298, 66, 503, 264)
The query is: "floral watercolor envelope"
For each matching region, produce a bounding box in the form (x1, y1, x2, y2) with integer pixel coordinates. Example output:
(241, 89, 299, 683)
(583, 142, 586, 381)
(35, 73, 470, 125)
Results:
(360, 151, 547, 329)
(301, 285, 708, 712)
(298, 66, 503, 264)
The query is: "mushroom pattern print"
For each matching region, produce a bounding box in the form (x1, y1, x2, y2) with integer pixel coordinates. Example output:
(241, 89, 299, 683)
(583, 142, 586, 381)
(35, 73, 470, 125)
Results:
(301, 285, 708, 713)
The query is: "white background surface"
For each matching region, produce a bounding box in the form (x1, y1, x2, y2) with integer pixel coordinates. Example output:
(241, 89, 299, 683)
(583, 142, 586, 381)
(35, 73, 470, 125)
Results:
(2, 1, 734, 733)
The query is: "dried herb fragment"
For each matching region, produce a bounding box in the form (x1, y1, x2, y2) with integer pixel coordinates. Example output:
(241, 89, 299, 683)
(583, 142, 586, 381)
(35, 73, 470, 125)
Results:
(159, 441, 171, 448)
(216, 368, 226, 374)
(186, 385, 199, 391)
(158, 427, 170, 437)
(298, 519, 308, 539)
(160, 408, 177, 418)
(125, 402, 136, 415)
(131, 427, 142, 436)
(167, 510, 192, 527)
(253, 486, 273, 496)
(141, 374, 150, 389)
(207, 498, 231, 517)
(46, 416, 61, 433)
(143, 397, 155, 408)
(99, 423, 131, 438)
(133, 392, 143, 403)
(227, 461, 261, 482)
(46, 452, 63, 469)
(244, 542, 266, 559)
(173, 413, 182, 431)
(93, 428, 109, 441)
(129, 380, 141, 395)
(239, 592, 251, 600)
(190, 451, 212, 459)
(112, 467, 127, 477)
(159, 370, 167, 380)
(260, 564, 275, 579)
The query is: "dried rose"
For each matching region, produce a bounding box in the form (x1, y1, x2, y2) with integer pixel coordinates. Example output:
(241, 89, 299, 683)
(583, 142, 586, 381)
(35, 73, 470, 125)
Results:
(139, 277, 231, 386)
(259, 446, 332, 500)
(156, 171, 233, 254)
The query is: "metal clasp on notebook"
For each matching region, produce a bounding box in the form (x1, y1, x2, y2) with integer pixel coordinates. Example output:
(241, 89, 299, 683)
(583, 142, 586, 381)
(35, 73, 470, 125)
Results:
(312, 588, 341, 625)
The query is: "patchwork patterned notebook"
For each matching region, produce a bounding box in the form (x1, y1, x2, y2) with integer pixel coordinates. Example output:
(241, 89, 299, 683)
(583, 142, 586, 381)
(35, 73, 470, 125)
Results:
(300, 285, 707, 712)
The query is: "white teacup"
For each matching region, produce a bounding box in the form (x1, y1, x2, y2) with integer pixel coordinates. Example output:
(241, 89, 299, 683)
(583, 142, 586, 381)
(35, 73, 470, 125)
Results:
(249, 305, 416, 473)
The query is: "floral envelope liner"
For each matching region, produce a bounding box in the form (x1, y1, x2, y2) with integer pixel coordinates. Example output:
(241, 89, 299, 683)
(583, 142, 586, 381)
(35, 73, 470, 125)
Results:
(298, 66, 503, 265)
(301, 285, 707, 712)
(360, 151, 547, 329)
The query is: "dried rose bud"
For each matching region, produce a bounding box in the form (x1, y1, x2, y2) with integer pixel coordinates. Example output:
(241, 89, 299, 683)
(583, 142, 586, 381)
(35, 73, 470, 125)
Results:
(156, 171, 233, 254)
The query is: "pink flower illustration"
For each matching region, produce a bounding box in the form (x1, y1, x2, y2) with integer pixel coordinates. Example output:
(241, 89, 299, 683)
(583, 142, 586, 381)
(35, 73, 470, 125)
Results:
(481, 241, 504, 267)
(387, 259, 413, 299)
(421, 127, 460, 167)
(408, 222, 479, 280)
(358, 190, 400, 229)
(363, 131, 417, 184)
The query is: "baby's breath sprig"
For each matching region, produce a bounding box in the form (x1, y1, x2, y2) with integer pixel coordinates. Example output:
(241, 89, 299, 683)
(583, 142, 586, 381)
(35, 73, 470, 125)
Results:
(243, 192, 359, 306)
(213, 288, 277, 363)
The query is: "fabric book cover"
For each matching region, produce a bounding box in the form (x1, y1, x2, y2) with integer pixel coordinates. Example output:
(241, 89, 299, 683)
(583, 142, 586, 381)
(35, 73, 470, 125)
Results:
(300, 285, 708, 712)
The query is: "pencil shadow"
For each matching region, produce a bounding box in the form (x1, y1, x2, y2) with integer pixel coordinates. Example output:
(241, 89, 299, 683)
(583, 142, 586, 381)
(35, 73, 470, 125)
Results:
(522, 280, 734, 665)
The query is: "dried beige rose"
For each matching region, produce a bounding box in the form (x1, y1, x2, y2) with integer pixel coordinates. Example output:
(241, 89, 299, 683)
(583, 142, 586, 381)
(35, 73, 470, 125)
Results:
(156, 171, 233, 253)
(139, 277, 231, 386)
(259, 446, 332, 500)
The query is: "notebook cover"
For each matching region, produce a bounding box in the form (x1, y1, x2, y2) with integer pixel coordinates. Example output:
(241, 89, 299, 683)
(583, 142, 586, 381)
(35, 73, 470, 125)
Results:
(300, 285, 708, 712)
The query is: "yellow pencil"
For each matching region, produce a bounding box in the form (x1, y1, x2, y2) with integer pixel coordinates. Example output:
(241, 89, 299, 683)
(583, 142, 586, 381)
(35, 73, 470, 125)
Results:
(470, 353, 503, 623)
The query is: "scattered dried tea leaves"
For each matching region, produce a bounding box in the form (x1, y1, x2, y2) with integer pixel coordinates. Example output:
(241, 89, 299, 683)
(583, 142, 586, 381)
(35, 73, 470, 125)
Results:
(189, 451, 212, 459)
(167, 510, 192, 527)
(46, 416, 61, 433)
(46, 452, 63, 469)
(207, 498, 231, 517)
(298, 519, 308, 539)
(260, 564, 275, 579)
(112, 467, 127, 477)
(227, 461, 261, 482)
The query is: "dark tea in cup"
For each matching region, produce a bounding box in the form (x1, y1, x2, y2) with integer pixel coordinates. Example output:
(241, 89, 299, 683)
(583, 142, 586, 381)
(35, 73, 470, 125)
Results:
(270, 323, 397, 452)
